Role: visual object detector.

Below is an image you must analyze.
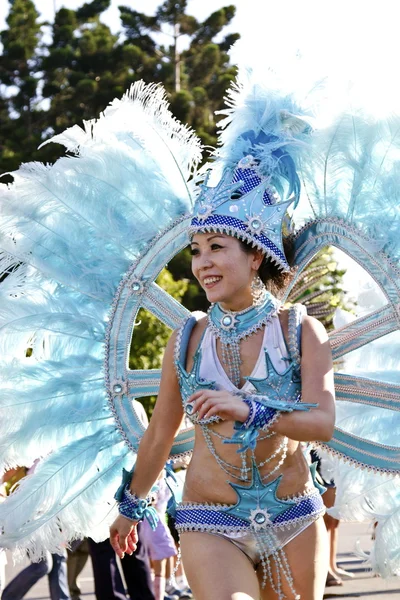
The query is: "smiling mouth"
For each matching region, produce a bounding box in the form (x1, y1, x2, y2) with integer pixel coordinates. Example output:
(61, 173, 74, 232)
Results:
(203, 276, 222, 288)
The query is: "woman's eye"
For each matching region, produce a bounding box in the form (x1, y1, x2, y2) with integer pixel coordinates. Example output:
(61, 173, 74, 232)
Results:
(211, 244, 222, 250)
(190, 248, 199, 256)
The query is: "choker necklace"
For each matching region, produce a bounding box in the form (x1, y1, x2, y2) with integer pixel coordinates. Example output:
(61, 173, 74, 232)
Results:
(207, 291, 281, 387)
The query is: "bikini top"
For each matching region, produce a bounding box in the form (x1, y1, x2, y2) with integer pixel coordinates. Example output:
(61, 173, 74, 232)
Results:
(174, 304, 306, 425)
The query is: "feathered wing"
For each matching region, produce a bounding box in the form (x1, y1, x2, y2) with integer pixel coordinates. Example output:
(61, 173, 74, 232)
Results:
(287, 105, 400, 576)
(0, 81, 202, 556)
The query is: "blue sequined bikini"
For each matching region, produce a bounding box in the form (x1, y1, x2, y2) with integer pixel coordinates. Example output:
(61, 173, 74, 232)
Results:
(174, 303, 325, 597)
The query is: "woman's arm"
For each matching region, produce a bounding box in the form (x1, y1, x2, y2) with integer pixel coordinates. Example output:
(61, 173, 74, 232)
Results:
(272, 314, 335, 442)
(110, 330, 184, 556)
(127, 331, 184, 497)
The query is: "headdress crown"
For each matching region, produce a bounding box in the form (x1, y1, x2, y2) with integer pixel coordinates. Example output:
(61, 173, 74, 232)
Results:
(189, 130, 301, 271)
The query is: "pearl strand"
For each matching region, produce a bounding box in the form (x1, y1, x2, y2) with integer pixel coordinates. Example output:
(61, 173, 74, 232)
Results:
(202, 425, 287, 482)
(221, 339, 242, 388)
(255, 530, 300, 598)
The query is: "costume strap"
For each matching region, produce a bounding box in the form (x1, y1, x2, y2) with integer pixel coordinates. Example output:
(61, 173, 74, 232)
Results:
(175, 315, 198, 374)
(287, 303, 307, 369)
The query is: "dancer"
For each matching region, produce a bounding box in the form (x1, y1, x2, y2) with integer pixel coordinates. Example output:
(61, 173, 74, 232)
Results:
(110, 221, 335, 599)
(1, 45, 400, 600)
(109, 97, 336, 598)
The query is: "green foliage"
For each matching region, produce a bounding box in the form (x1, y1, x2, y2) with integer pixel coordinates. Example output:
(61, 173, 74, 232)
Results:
(0, 0, 43, 179)
(1, 0, 239, 174)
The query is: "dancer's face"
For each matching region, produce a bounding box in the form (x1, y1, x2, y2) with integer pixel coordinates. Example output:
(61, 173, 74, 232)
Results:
(190, 233, 263, 311)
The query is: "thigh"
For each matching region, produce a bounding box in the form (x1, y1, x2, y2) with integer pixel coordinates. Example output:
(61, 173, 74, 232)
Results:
(259, 517, 328, 600)
(180, 532, 260, 600)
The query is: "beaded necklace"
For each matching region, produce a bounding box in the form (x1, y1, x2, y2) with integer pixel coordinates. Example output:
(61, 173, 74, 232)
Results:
(201, 424, 288, 484)
(207, 291, 281, 387)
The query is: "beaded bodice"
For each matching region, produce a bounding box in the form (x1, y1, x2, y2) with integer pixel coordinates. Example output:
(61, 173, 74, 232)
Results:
(174, 303, 306, 484)
(175, 308, 303, 422)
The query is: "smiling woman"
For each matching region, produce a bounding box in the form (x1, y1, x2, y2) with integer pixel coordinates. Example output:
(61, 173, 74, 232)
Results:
(1, 32, 400, 600)
(109, 76, 336, 600)
(190, 233, 264, 311)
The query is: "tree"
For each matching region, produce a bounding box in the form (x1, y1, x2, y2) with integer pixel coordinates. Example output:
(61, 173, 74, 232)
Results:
(1, 1, 240, 172)
(119, 1, 239, 146)
(0, 0, 43, 175)
(41, 2, 125, 134)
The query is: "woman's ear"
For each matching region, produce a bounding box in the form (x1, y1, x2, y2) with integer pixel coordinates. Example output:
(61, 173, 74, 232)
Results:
(251, 249, 264, 272)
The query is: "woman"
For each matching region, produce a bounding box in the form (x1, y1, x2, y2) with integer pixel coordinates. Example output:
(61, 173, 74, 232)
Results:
(110, 164, 335, 599)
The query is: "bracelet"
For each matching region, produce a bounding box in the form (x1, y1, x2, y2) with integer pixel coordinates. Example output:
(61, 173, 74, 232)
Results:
(224, 395, 281, 453)
(117, 486, 159, 530)
(242, 396, 277, 430)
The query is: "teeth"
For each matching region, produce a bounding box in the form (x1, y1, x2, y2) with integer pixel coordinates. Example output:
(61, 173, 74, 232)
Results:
(204, 277, 221, 284)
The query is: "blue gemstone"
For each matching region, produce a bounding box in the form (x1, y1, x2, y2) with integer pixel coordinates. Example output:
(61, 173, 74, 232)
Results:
(222, 315, 233, 327)
(185, 403, 194, 415)
(254, 512, 266, 524)
(251, 219, 262, 230)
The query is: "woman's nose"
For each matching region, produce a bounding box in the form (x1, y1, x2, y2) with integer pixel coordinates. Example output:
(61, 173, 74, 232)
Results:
(199, 255, 213, 269)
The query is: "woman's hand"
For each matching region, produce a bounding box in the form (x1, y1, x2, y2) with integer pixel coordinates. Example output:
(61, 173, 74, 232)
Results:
(188, 389, 250, 422)
(109, 515, 139, 558)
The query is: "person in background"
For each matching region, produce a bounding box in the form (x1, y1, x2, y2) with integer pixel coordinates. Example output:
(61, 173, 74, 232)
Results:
(140, 473, 178, 600)
(308, 450, 354, 587)
(1, 464, 71, 600)
(67, 539, 90, 600)
(84, 400, 155, 600)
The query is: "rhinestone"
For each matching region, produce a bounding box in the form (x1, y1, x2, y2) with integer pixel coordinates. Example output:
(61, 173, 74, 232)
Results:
(238, 154, 254, 168)
(229, 204, 239, 213)
(254, 512, 266, 524)
(113, 384, 123, 393)
(198, 206, 208, 214)
(251, 218, 262, 230)
(222, 315, 233, 327)
(185, 403, 194, 415)
(131, 281, 141, 292)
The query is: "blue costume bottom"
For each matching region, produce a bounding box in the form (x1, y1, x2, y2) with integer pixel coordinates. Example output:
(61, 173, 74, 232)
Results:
(175, 488, 325, 596)
(176, 489, 324, 562)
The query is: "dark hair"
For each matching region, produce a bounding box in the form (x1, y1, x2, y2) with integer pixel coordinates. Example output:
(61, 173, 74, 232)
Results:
(239, 237, 296, 297)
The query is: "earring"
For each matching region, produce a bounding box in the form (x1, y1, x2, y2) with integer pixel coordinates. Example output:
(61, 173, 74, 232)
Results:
(251, 274, 266, 305)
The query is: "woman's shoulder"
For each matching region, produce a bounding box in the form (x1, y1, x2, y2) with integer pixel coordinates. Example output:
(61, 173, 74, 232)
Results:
(167, 311, 208, 358)
(278, 304, 327, 346)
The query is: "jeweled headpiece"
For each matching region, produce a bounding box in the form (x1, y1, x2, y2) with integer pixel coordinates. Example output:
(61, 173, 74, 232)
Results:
(189, 152, 296, 271)
(189, 76, 313, 272)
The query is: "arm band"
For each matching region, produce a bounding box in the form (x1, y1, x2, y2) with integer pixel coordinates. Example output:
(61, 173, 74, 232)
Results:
(117, 486, 159, 530)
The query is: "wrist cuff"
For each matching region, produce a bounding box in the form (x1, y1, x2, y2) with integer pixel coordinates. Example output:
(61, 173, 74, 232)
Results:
(242, 396, 277, 429)
(118, 487, 159, 530)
